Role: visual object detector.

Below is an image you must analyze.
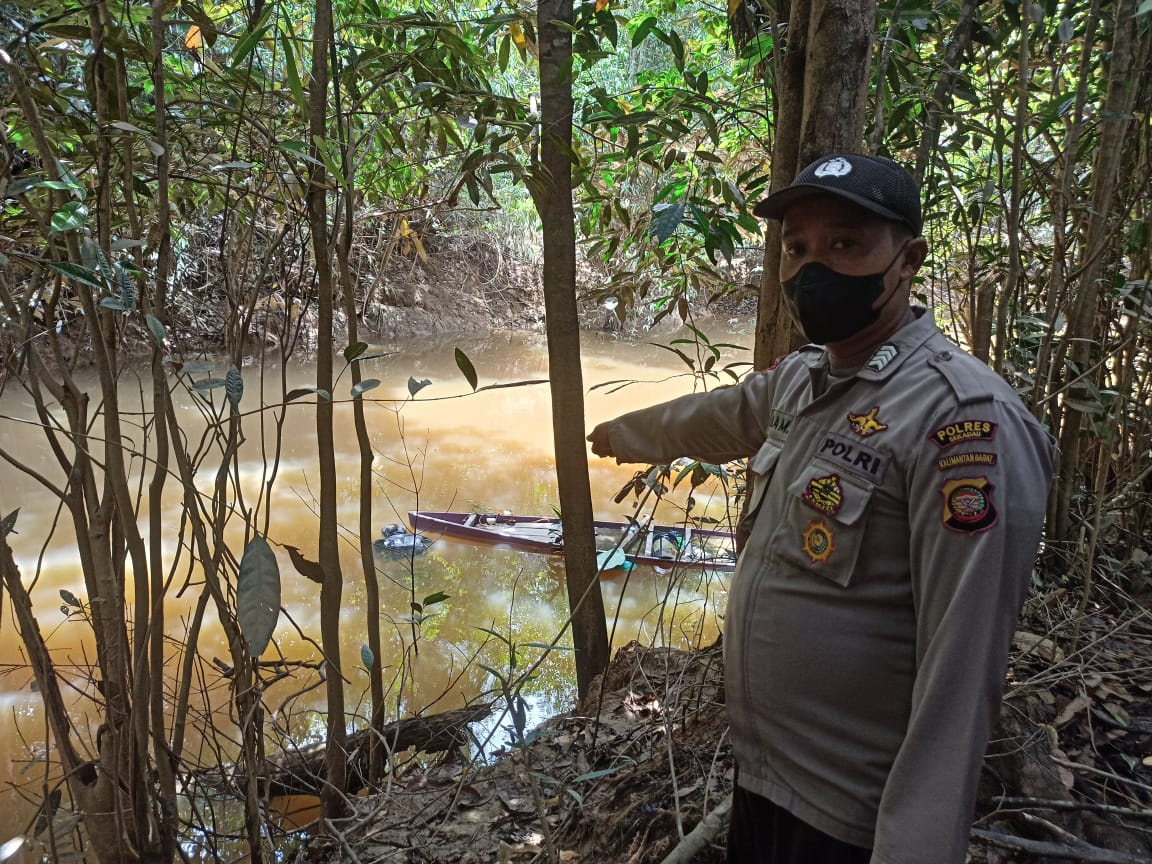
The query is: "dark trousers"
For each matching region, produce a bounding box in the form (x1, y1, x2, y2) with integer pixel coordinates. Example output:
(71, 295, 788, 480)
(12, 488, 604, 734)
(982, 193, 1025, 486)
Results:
(726, 785, 872, 864)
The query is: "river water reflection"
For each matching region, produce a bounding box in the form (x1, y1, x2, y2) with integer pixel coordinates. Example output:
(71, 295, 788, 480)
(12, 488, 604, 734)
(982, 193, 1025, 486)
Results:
(0, 321, 753, 847)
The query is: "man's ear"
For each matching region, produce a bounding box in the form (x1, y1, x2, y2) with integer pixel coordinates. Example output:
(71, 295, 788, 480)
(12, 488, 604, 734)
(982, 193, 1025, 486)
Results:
(900, 237, 928, 278)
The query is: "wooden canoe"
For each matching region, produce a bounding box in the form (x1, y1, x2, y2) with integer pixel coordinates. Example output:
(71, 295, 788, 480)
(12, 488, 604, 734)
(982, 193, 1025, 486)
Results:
(407, 511, 737, 571)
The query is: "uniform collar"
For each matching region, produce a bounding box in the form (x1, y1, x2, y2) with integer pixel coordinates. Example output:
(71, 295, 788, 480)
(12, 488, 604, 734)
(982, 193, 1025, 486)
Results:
(852, 306, 938, 381)
(802, 306, 939, 382)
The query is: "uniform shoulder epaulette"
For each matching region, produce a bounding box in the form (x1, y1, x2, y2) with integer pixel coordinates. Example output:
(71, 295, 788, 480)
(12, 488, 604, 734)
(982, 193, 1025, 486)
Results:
(926, 346, 1002, 406)
(762, 345, 819, 372)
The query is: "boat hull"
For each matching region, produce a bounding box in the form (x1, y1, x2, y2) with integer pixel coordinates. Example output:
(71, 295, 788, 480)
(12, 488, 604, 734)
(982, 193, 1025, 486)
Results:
(407, 511, 737, 571)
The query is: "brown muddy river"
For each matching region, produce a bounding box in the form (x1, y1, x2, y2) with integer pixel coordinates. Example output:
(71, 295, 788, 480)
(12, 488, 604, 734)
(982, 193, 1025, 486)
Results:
(0, 322, 753, 849)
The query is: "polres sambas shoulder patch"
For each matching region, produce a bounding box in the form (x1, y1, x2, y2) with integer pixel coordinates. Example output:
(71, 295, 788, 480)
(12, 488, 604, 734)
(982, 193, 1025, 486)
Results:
(940, 477, 998, 534)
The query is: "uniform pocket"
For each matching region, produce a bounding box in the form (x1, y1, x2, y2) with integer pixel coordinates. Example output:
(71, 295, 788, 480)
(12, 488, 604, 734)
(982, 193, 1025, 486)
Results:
(771, 463, 874, 587)
(736, 441, 783, 552)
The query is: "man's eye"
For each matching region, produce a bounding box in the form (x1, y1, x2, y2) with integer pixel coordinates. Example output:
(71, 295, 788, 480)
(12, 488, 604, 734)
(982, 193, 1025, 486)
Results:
(784, 244, 804, 257)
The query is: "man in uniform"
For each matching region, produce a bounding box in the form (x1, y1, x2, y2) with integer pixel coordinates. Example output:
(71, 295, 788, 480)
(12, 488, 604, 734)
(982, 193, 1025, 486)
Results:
(587, 153, 1056, 863)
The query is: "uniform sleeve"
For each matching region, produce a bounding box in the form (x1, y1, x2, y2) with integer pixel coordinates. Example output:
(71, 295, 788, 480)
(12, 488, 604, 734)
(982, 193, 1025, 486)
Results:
(602, 370, 777, 465)
(870, 398, 1056, 864)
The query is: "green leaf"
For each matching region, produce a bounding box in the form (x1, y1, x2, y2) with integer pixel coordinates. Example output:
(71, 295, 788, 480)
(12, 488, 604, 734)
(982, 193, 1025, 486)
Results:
(572, 765, 625, 783)
(648, 202, 684, 244)
(360, 644, 375, 669)
(117, 267, 136, 310)
(176, 360, 214, 376)
(523, 641, 575, 651)
(109, 120, 149, 135)
(278, 140, 325, 167)
(454, 347, 478, 390)
(145, 314, 166, 344)
(408, 376, 432, 397)
(281, 31, 307, 111)
(0, 509, 18, 539)
(99, 297, 128, 311)
(284, 387, 326, 403)
(596, 547, 628, 571)
(8, 177, 81, 196)
(236, 535, 281, 658)
(422, 591, 450, 607)
(230, 19, 272, 68)
(225, 365, 243, 409)
(192, 377, 227, 391)
(344, 341, 369, 361)
(351, 378, 380, 397)
(1064, 398, 1103, 416)
(54, 160, 84, 199)
(49, 202, 89, 233)
(631, 14, 658, 46)
(59, 589, 81, 607)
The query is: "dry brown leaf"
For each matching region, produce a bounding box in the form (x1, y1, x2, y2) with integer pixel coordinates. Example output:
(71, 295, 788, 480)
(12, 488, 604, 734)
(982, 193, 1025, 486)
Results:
(1050, 749, 1076, 789)
(1053, 691, 1092, 727)
(1014, 630, 1065, 662)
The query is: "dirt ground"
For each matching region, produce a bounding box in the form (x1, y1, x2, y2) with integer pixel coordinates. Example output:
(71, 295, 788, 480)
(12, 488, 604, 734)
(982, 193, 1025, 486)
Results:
(279, 583, 1152, 864)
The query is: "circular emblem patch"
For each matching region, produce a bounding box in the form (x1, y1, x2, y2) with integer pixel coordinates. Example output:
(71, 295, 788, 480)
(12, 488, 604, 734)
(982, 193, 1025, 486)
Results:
(940, 477, 998, 534)
(803, 473, 843, 514)
(802, 519, 835, 564)
(814, 157, 852, 178)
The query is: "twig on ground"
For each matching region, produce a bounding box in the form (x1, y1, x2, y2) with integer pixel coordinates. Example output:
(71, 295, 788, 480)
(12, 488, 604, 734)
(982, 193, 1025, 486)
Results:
(1050, 756, 1152, 797)
(993, 796, 1152, 821)
(324, 818, 365, 864)
(971, 827, 1152, 863)
(658, 793, 731, 864)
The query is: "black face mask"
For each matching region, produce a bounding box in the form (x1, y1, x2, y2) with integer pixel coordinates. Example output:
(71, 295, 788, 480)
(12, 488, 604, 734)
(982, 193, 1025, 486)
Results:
(782, 246, 907, 345)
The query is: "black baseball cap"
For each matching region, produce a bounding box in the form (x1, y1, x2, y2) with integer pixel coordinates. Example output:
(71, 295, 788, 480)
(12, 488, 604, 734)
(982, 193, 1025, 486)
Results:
(753, 153, 922, 236)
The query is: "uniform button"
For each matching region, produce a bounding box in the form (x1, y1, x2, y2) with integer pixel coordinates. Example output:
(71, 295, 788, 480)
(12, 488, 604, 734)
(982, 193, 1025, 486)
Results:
(936, 350, 953, 361)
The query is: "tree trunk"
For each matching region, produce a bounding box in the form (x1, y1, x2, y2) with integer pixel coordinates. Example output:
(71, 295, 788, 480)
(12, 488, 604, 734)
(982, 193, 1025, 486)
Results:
(536, 0, 611, 698)
(1051, 0, 1140, 541)
(754, 0, 876, 368)
(912, 0, 979, 186)
(306, 0, 349, 817)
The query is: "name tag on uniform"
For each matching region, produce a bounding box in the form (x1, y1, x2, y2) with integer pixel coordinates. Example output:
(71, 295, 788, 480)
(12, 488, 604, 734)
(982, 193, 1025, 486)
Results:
(816, 432, 888, 484)
(769, 409, 794, 441)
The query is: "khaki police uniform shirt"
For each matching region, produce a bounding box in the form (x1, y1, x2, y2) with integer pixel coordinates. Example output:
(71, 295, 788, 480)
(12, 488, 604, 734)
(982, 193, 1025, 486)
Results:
(601, 309, 1055, 864)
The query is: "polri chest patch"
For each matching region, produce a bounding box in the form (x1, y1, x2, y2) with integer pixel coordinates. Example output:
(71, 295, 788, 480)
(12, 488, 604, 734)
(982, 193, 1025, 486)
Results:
(940, 476, 998, 534)
(816, 432, 888, 484)
(802, 473, 844, 515)
(847, 406, 888, 438)
(931, 419, 996, 449)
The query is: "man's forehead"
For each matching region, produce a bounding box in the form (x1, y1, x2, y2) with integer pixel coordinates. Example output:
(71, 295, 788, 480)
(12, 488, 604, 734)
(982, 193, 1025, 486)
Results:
(781, 201, 890, 236)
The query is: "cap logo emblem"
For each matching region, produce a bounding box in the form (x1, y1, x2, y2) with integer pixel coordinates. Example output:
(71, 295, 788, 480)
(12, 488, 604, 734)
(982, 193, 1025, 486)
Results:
(814, 158, 852, 178)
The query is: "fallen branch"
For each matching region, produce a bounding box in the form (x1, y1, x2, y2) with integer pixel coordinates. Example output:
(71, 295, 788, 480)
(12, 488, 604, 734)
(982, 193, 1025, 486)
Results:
(201, 701, 494, 796)
(659, 794, 731, 864)
(971, 827, 1152, 863)
(992, 796, 1152, 822)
